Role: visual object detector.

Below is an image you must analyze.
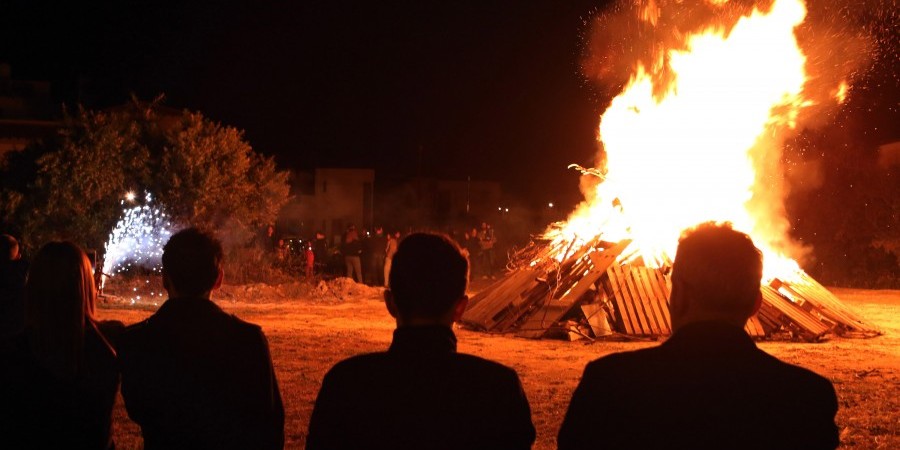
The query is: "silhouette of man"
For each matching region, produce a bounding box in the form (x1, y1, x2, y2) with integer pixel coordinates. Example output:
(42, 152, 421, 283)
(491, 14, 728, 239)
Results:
(118, 228, 284, 449)
(558, 222, 839, 450)
(306, 232, 535, 450)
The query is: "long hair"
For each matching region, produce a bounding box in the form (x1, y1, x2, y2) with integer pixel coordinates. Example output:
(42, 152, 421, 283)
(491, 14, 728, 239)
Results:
(25, 241, 103, 378)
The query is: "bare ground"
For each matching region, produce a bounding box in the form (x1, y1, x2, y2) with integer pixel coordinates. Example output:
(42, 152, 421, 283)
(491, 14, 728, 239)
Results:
(98, 284, 900, 449)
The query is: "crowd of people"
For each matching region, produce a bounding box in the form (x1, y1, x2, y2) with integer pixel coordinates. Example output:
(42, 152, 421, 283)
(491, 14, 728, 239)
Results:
(0, 223, 839, 449)
(265, 220, 502, 284)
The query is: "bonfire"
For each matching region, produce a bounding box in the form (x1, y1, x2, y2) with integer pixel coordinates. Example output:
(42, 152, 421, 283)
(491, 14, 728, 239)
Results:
(463, 0, 881, 342)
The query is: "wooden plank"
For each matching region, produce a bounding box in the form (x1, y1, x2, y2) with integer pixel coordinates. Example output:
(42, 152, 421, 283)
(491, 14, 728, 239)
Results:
(760, 286, 830, 341)
(581, 303, 613, 337)
(608, 265, 639, 335)
(621, 266, 653, 335)
(636, 267, 667, 335)
(516, 269, 605, 338)
(462, 269, 540, 330)
(650, 269, 672, 330)
(630, 267, 661, 335)
(774, 276, 880, 335)
(744, 315, 765, 337)
(515, 240, 632, 338)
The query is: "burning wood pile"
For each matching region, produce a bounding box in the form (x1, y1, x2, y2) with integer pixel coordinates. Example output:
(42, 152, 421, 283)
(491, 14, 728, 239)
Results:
(462, 233, 880, 342)
(463, 0, 883, 342)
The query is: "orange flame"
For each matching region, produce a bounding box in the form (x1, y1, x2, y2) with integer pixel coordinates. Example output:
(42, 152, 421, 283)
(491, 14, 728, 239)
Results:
(551, 0, 832, 282)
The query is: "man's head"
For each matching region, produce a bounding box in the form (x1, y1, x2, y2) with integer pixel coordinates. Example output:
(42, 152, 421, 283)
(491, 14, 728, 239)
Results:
(162, 228, 224, 299)
(669, 222, 763, 331)
(386, 233, 469, 326)
(1, 234, 20, 261)
(375, 226, 383, 235)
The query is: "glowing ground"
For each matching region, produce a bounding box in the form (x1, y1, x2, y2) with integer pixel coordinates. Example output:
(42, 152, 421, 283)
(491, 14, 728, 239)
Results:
(98, 286, 900, 449)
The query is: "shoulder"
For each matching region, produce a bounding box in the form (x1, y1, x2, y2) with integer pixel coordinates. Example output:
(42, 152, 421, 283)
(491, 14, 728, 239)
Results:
(325, 352, 387, 376)
(454, 352, 520, 377)
(585, 346, 661, 372)
(759, 351, 836, 394)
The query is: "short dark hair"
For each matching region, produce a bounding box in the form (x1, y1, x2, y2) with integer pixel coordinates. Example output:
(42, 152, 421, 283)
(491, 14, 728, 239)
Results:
(389, 233, 468, 319)
(672, 222, 763, 315)
(163, 228, 223, 297)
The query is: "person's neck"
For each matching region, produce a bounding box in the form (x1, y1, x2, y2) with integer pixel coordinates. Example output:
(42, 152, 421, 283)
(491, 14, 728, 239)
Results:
(673, 313, 747, 333)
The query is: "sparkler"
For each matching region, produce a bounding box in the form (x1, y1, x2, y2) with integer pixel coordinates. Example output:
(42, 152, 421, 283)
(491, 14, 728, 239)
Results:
(102, 192, 175, 304)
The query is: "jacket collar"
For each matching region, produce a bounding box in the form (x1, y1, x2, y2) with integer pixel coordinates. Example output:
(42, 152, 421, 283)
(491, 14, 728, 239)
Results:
(663, 321, 757, 356)
(389, 325, 458, 354)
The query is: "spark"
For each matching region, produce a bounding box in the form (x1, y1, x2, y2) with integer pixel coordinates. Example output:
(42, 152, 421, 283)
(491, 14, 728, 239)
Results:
(102, 192, 175, 302)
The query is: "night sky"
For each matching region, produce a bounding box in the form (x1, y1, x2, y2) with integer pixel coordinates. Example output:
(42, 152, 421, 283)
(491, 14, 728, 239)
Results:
(2, 0, 896, 212)
(2, 0, 612, 209)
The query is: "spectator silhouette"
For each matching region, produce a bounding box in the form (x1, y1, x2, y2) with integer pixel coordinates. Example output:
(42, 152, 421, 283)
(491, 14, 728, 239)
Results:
(118, 227, 284, 449)
(558, 222, 839, 450)
(366, 226, 387, 286)
(0, 241, 121, 449)
(341, 225, 363, 282)
(1, 234, 29, 339)
(306, 232, 536, 450)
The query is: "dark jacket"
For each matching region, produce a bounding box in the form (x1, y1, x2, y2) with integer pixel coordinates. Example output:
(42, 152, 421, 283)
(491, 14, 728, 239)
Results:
(558, 321, 839, 450)
(118, 297, 284, 450)
(0, 258, 28, 339)
(0, 321, 121, 450)
(306, 326, 536, 450)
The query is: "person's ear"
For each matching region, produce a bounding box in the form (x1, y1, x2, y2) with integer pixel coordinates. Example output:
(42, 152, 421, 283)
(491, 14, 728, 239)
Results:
(212, 268, 224, 291)
(451, 295, 469, 323)
(384, 289, 399, 319)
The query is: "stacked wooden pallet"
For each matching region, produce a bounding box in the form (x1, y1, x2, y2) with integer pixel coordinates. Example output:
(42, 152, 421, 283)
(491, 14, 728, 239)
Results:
(462, 238, 881, 342)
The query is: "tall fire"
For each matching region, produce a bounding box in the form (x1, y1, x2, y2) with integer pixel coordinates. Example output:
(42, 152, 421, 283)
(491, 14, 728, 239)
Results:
(462, 0, 881, 341)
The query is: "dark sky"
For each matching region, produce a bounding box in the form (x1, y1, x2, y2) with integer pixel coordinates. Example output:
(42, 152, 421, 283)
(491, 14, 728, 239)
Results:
(2, 0, 611, 209)
(2, 0, 896, 212)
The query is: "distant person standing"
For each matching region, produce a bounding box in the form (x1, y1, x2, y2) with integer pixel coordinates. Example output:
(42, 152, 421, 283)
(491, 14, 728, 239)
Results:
(466, 226, 480, 276)
(367, 226, 387, 286)
(1, 234, 28, 340)
(383, 231, 400, 288)
(478, 222, 496, 278)
(118, 228, 284, 449)
(558, 222, 839, 450)
(307, 233, 535, 450)
(341, 226, 363, 283)
(312, 231, 329, 275)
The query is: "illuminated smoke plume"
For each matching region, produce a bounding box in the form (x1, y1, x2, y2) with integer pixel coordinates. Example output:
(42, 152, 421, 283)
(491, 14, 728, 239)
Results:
(102, 192, 175, 302)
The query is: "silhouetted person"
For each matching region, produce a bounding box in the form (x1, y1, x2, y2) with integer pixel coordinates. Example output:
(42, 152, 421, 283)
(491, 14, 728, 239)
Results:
(306, 233, 536, 450)
(312, 231, 329, 275)
(383, 230, 400, 288)
(0, 234, 28, 339)
(1, 242, 121, 449)
(118, 228, 284, 449)
(341, 225, 363, 282)
(366, 226, 387, 286)
(558, 222, 839, 450)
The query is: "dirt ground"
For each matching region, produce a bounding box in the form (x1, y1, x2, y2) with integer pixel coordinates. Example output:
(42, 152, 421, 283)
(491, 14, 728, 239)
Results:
(97, 282, 900, 449)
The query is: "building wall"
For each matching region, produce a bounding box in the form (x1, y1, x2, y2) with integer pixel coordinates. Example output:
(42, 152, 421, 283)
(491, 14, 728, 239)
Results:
(279, 168, 375, 244)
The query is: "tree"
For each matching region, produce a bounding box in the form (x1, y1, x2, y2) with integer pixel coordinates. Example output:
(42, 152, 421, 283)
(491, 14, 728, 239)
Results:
(0, 100, 291, 278)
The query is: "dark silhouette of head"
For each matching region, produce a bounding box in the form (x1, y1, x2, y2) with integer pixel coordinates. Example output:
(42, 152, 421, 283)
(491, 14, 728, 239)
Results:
(387, 233, 469, 326)
(162, 228, 224, 298)
(1, 234, 19, 261)
(25, 241, 102, 377)
(670, 222, 763, 331)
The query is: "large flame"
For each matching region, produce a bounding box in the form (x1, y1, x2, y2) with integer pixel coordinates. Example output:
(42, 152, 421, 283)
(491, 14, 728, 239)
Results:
(552, 0, 839, 282)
